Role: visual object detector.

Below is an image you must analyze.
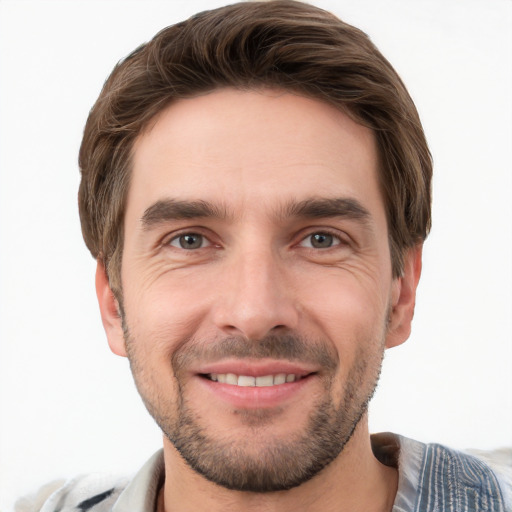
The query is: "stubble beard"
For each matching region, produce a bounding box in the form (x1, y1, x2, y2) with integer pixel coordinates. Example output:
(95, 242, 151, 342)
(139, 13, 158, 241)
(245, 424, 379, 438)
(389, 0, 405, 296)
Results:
(125, 330, 385, 493)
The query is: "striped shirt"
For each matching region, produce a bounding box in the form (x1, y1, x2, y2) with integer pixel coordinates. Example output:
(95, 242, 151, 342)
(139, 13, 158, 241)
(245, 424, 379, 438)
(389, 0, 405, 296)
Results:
(18, 434, 512, 512)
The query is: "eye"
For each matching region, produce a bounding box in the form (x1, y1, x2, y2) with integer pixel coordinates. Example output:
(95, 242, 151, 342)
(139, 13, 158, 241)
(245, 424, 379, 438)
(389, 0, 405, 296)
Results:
(300, 232, 341, 249)
(168, 233, 210, 250)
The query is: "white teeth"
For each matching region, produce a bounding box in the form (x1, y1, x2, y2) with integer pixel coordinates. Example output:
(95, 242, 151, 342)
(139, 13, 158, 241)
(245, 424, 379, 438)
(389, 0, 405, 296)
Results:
(255, 375, 274, 387)
(208, 373, 300, 386)
(238, 375, 256, 387)
(226, 373, 238, 385)
(273, 373, 286, 385)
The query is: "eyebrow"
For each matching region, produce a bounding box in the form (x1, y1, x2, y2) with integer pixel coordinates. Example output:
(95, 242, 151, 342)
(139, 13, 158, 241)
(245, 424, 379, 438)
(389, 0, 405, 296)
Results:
(140, 197, 371, 228)
(280, 197, 371, 223)
(141, 199, 230, 227)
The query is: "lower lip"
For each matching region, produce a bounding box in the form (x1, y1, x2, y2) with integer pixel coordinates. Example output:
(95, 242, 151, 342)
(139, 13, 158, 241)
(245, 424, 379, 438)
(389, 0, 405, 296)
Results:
(197, 375, 315, 409)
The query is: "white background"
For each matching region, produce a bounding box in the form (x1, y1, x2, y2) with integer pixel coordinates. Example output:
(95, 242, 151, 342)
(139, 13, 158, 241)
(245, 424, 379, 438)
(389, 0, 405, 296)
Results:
(0, 0, 511, 509)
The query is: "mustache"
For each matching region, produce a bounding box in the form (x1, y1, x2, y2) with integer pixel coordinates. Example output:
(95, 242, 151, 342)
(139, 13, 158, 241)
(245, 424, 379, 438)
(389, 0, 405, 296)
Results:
(171, 333, 339, 373)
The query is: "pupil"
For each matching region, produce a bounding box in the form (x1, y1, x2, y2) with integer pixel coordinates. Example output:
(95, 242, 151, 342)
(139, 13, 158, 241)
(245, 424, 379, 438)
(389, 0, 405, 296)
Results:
(312, 233, 332, 248)
(180, 234, 202, 249)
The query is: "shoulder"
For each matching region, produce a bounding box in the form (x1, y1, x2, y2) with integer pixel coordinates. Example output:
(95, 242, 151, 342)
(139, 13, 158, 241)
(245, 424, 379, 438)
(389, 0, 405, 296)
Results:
(465, 446, 512, 507)
(398, 435, 512, 512)
(16, 450, 164, 512)
(16, 474, 130, 512)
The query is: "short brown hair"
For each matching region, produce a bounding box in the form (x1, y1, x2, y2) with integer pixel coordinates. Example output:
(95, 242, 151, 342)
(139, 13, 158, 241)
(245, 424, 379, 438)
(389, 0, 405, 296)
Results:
(79, 0, 432, 297)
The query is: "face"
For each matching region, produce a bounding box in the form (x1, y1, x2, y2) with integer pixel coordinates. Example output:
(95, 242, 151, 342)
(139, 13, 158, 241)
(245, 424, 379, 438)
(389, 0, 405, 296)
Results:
(97, 89, 419, 492)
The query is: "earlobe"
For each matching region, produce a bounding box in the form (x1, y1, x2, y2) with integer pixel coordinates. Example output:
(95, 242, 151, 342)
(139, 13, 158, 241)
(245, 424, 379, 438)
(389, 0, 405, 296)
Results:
(385, 244, 423, 349)
(95, 260, 127, 357)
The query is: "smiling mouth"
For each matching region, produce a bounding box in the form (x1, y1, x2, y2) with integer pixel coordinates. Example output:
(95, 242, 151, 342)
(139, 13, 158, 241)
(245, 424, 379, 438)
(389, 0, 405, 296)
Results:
(201, 373, 313, 387)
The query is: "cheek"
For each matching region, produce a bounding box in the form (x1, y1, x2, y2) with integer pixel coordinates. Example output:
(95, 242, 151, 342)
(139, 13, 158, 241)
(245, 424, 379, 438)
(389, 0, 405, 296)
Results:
(295, 266, 390, 397)
(297, 265, 391, 341)
(122, 266, 219, 356)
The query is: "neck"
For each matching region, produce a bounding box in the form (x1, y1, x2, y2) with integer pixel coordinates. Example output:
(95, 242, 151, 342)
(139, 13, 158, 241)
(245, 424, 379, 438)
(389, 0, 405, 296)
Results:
(159, 417, 398, 512)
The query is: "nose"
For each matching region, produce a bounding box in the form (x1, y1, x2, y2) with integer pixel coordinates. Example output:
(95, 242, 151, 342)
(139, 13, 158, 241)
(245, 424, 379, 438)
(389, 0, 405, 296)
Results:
(212, 247, 299, 340)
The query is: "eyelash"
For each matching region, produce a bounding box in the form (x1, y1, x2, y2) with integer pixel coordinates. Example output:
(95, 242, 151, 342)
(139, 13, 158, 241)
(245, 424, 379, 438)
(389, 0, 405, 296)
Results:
(296, 229, 348, 250)
(299, 230, 344, 250)
(163, 228, 348, 252)
(165, 231, 212, 250)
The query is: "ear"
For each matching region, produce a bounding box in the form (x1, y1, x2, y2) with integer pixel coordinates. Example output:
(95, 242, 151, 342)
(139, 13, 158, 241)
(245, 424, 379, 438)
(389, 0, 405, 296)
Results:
(385, 244, 423, 349)
(95, 260, 127, 357)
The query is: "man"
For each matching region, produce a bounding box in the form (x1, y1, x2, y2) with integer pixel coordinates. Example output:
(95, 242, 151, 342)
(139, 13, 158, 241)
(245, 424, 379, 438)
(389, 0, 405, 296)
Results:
(25, 1, 511, 511)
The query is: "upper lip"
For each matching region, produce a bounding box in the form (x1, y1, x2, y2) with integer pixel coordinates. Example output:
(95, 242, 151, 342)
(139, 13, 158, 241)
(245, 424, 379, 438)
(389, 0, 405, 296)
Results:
(194, 358, 319, 378)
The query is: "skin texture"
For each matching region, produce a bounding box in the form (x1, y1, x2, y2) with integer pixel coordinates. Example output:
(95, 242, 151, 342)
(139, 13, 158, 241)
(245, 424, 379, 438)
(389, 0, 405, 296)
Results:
(96, 89, 422, 511)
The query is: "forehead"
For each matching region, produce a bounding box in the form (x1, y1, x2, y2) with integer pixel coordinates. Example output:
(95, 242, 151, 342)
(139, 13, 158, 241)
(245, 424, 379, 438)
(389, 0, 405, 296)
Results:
(127, 88, 383, 223)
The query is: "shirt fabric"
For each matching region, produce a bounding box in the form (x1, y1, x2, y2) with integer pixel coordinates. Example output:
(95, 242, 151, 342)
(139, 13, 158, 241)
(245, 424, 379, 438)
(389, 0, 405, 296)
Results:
(20, 434, 512, 512)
